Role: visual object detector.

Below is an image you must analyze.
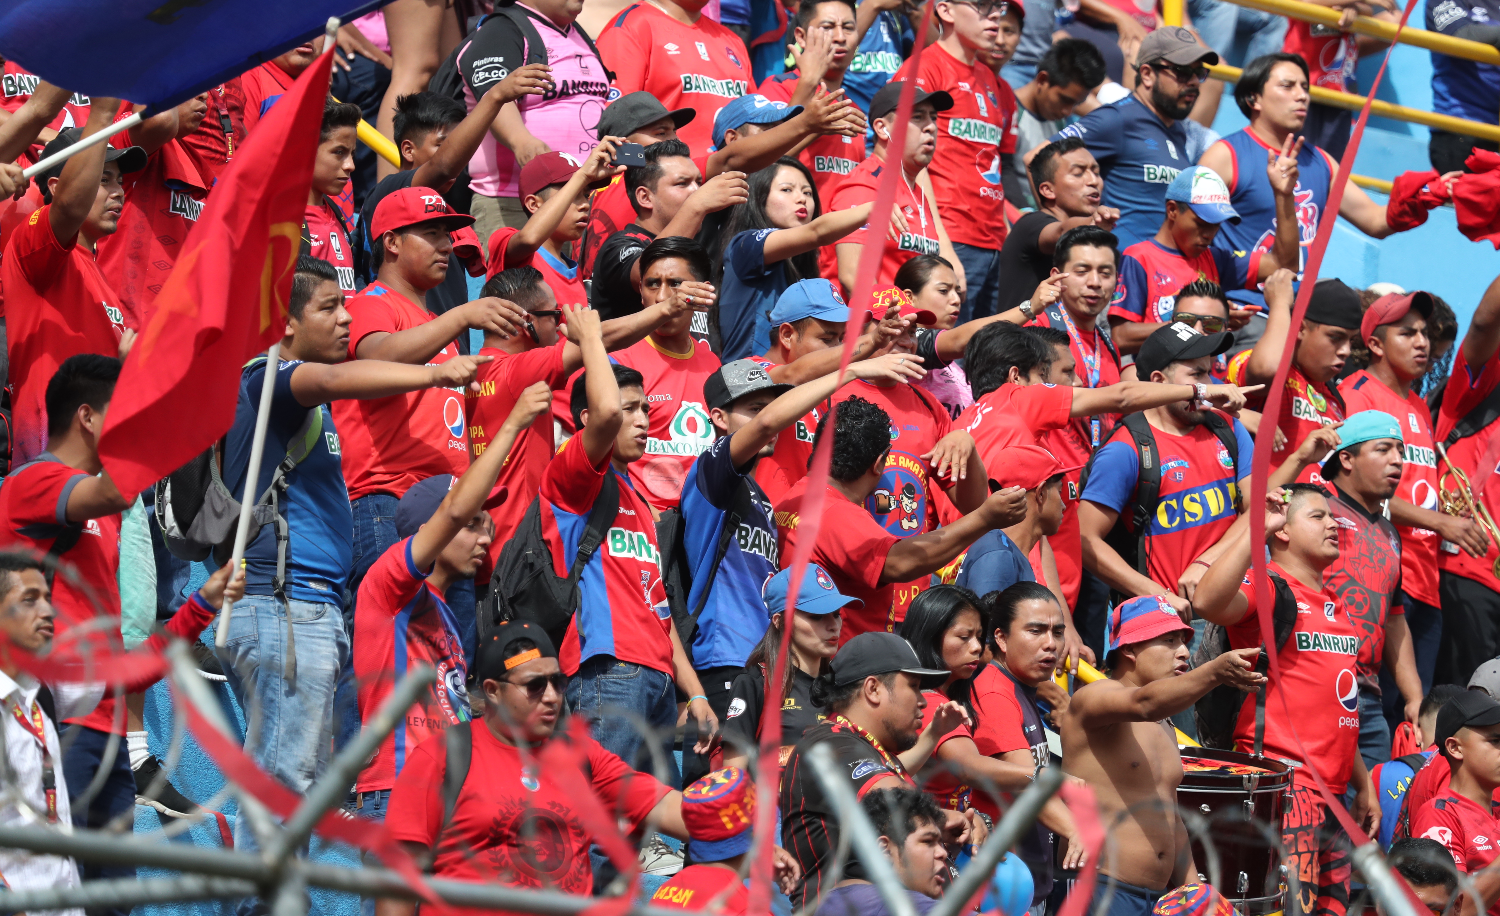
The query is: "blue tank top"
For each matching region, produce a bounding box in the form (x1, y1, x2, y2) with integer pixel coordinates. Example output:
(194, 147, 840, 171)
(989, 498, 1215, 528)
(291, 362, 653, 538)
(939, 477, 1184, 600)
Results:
(1211, 128, 1334, 307)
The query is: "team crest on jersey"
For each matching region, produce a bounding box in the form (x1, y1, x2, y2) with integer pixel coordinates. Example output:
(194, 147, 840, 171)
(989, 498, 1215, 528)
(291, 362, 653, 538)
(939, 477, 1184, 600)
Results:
(1216, 443, 1233, 470)
(726, 47, 742, 68)
(521, 766, 540, 791)
(869, 454, 926, 536)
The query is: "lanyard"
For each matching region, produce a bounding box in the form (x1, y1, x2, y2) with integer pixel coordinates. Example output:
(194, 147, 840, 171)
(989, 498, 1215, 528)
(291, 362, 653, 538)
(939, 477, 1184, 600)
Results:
(832, 715, 914, 785)
(212, 86, 235, 162)
(10, 700, 57, 823)
(1053, 306, 1103, 447)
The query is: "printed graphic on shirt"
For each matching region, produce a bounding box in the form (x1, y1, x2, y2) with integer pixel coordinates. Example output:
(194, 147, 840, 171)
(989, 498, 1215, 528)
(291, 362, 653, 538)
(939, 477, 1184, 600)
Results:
(867, 451, 927, 536)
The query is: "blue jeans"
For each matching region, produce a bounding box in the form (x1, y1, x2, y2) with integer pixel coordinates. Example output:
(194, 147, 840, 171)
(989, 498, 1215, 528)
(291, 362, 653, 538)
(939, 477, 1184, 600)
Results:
(1357, 687, 1391, 768)
(62, 725, 137, 916)
(340, 494, 401, 750)
(345, 789, 391, 916)
(1184, 0, 1287, 63)
(215, 595, 348, 855)
(143, 490, 191, 621)
(952, 242, 1002, 324)
(566, 657, 680, 784)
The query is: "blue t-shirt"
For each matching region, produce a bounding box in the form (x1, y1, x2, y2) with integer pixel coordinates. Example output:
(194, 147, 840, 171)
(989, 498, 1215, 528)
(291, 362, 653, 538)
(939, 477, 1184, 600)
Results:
(1374, 749, 1434, 848)
(720, 228, 792, 361)
(954, 530, 1035, 597)
(844, 8, 909, 118)
(681, 436, 779, 669)
(1428, 0, 1500, 122)
(223, 359, 353, 605)
(1052, 95, 1191, 248)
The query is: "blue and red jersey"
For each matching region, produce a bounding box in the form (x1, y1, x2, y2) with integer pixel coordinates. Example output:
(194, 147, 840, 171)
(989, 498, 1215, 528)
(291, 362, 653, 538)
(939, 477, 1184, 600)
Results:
(541, 438, 674, 676)
(1111, 239, 1249, 325)
(1079, 415, 1253, 593)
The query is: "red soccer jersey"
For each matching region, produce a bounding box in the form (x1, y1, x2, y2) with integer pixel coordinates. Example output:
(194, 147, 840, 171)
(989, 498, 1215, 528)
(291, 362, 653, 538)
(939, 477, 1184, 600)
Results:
(747, 354, 821, 506)
(353, 537, 470, 793)
(179, 81, 246, 183)
(1228, 563, 1360, 793)
(465, 341, 569, 553)
(1283, 20, 1357, 93)
(0, 63, 90, 166)
(757, 72, 866, 202)
(1341, 371, 1440, 606)
(651, 865, 751, 913)
(611, 336, 722, 511)
(596, 4, 754, 157)
(0, 459, 122, 734)
(96, 137, 215, 330)
(1, 206, 126, 465)
(579, 179, 634, 278)
(828, 154, 941, 294)
(894, 44, 1010, 250)
(774, 479, 900, 642)
(1111, 239, 1250, 326)
(1228, 354, 1344, 485)
(386, 719, 669, 906)
(485, 227, 589, 310)
(542, 438, 674, 675)
(304, 199, 357, 293)
(240, 61, 295, 136)
(334, 284, 469, 501)
(1324, 490, 1405, 684)
(1435, 350, 1500, 590)
(1414, 790, 1500, 912)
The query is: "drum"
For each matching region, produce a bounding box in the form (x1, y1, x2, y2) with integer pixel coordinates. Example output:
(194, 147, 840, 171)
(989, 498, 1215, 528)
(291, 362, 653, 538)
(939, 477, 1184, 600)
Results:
(1177, 746, 1293, 916)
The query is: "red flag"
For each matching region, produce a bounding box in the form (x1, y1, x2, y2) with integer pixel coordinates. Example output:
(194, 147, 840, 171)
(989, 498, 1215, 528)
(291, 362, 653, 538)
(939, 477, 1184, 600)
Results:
(97, 49, 333, 500)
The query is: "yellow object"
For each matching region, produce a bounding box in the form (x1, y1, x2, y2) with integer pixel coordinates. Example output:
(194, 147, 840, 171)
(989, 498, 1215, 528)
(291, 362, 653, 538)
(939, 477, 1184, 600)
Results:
(330, 95, 402, 168)
(1162, 0, 1185, 27)
(1222, 0, 1500, 66)
(1055, 659, 1201, 746)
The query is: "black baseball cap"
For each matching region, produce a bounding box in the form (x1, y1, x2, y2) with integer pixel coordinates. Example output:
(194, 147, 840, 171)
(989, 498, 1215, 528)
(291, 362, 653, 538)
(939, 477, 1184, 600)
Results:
(1435, 691, 1500, 760)
(1135, 321, 1235, 378)
(704, 358, 794, 411)
(36, 127, 147, 187)
(596, 91, 695, 140)
(1303, 278, 1364, 330)
(474, 619, 558, 683)
(829, 632, 949, 689)
(869, 81, 954, 121)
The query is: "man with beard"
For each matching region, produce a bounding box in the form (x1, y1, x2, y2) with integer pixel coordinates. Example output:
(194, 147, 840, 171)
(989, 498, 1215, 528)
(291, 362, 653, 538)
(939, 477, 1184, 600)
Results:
(1051, 28, 1217, 248)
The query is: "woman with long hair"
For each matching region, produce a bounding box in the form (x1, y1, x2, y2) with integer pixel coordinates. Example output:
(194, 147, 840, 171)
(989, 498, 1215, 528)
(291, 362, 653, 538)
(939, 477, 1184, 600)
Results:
(897, 584, 988, 810)
(714, 157, 873, 361)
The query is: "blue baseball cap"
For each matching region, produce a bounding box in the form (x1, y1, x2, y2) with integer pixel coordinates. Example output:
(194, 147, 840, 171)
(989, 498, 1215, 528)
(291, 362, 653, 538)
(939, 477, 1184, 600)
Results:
(395, 476, 508, 538)
(1338, 410, 1404, 449)
(769, 279, 850, 326)
(1165, 166, 1240, 225)
(712, 94, 804, 149)
(762, 564, 862, 616)
(1105, 595, 1193, 657)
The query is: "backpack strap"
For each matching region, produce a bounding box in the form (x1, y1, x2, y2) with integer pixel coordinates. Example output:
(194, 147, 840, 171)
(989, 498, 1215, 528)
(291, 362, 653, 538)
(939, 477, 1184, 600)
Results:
(1444, 381, 1500, 447)
(1119, 413, 1160, 577)
(1253, 572, 1301, 758)
(1201, 412, 1243, 512)
(433, 721, 474, 866)
(569, 471, 620, 587)
(497, 5, 615, 79)
(687, 479, 754, 625)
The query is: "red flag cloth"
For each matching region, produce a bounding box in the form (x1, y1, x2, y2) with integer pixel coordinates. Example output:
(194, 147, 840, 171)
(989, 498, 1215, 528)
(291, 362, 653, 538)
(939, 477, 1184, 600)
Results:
(96, 50, 332, 501)
(1452, 149, 1500, 248)
(1384, 169, 1448, 232)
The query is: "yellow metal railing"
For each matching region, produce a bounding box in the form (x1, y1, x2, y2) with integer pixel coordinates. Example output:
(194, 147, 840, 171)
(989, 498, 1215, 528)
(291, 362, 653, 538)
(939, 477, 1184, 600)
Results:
(330, 95, 402, 168)
(1215, 0, 1500, 66)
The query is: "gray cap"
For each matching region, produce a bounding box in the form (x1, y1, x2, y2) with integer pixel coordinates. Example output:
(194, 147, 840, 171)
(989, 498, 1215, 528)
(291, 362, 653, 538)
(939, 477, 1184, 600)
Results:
(597, 91, 695, 140)
(1470, 659, 1500, 697)
(1135, 26, 1219, 69)
(704, 359, 794, 411)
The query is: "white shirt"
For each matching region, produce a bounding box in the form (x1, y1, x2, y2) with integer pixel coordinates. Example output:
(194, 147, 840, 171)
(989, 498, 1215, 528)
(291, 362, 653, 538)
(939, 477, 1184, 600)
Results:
(0, 669, 82, 916)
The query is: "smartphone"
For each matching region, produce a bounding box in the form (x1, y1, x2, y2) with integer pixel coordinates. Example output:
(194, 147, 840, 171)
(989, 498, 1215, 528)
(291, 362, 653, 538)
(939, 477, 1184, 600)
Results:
(612, 142, 647, 167)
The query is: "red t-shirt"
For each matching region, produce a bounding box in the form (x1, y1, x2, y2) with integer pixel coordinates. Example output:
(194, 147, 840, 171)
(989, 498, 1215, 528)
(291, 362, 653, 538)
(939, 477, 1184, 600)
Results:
(1228, 562, 1360, 793)
(304, 200, 357, 293)
(611, 336, 722, 511)
(919, 688, 973, 810)
(969, 661, 1048, 820)
(596, 4, 754, 157)
(1413, 790, 1500, 914)
(1, 206, 127, 465)
(465, 341, 569, 551)
(1435, 349, 1500, 590)
(95, 137, 215, 330)
(0, 63, 90, 166)
(333, 284, 469, 501)
(774, 479, 900, 642)
(1283, 20, 1357, 93)
(747, 354, 821, 506)
(757, 72, 866, 203)
(353, 537, 470, 792)
(179, 80, 246, 184)
(240, 61, 295, 136)
(832, 380, 952, 619)
(1340, 371, 1441, 606)
(828, 154, 941, 294)
(0, 459, 122, 734)
(1228, 354, 1344, 486)
(650, 864, 750, 913)
(894, 44, 1011, 250)
(386, 719, 669, 906)
(485, 227, 589, 310)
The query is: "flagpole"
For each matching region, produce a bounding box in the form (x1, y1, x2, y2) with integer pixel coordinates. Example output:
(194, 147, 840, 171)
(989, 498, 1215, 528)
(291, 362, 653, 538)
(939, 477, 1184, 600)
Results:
(20, 113, 144, 180)
(216, 342, 281, 646)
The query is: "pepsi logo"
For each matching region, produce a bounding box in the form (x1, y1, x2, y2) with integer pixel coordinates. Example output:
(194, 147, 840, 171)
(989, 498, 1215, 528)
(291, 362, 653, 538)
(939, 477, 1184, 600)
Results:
(1335, 668, 1358, 713)
(444, 396, 465, 438)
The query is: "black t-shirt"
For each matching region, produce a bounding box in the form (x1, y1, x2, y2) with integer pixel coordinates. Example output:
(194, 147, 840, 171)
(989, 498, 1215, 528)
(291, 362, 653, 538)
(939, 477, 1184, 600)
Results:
(780, 717, 913, 910)
(593, 224, 656, 321)
(721, 665, 823, 759)
(995, 210, 1059, 314)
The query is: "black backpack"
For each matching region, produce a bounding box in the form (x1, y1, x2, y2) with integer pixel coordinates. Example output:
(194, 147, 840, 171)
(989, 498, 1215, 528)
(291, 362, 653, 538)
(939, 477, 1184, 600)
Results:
(477, 473, 619, 652)
(1190, 571, 1299, 751)
(430, 7, 610, 106)
(655, 479, 758, 667)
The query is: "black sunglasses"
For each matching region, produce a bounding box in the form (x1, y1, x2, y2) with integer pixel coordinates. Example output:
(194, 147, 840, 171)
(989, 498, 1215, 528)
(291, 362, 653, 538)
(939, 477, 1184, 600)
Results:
(1157, 62, 1210, 83)
(529, 309, 563, 321)
(503, 671, 568, 700)
(1172, 312, 1226, 333)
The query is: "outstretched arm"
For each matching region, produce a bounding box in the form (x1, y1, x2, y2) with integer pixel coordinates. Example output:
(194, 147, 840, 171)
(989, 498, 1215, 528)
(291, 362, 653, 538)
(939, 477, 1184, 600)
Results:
(1068, 649, 1263, 729)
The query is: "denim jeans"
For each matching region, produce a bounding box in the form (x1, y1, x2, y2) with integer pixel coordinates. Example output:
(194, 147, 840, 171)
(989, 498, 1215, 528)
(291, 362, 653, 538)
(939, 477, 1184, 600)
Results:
(143, 490, 191, 622)
(1357, 687, 1391, 769)
(61, 725, 136, 916)
(214, 595, 348, 855)
(345, 789, 391, 916)
(951, 242, 1002, 324)
(340, 494, 401, 750)
(1183, 0, 1287, 64)
(566, 656, 680, 786)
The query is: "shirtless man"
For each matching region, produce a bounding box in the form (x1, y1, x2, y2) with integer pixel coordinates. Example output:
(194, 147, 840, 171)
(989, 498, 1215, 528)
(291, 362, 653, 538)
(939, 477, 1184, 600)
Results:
(1062, 594, 1265, 916)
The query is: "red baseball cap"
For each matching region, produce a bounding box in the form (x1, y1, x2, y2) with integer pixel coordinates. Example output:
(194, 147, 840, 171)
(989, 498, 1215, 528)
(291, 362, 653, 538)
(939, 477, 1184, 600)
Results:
(987, 445, 1078, 492)
(1359, 290, 1434, 342)
(518, 151, 612, 201)
(370, 187, 475, 240)
(1106, 595, 1194, 656)
(869, 286, 936, 327)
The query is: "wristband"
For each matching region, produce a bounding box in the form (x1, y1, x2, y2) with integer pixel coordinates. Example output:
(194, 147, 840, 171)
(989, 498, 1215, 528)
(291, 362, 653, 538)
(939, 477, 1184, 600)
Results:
(1193, 382, 1209, 407)
(689, 695, 708, 704)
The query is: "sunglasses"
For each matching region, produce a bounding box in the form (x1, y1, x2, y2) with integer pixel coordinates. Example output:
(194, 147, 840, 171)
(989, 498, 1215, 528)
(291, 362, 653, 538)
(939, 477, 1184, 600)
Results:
(502, 671, 568, 700)
(1172, 312, 1226, 333)
(1157, 63, 1210, 83)
(528, 309, 563, 321)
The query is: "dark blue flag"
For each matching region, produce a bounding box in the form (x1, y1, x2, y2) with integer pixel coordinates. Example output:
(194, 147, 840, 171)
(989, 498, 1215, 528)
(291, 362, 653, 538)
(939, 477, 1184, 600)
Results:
(0, 0, 384, 111)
